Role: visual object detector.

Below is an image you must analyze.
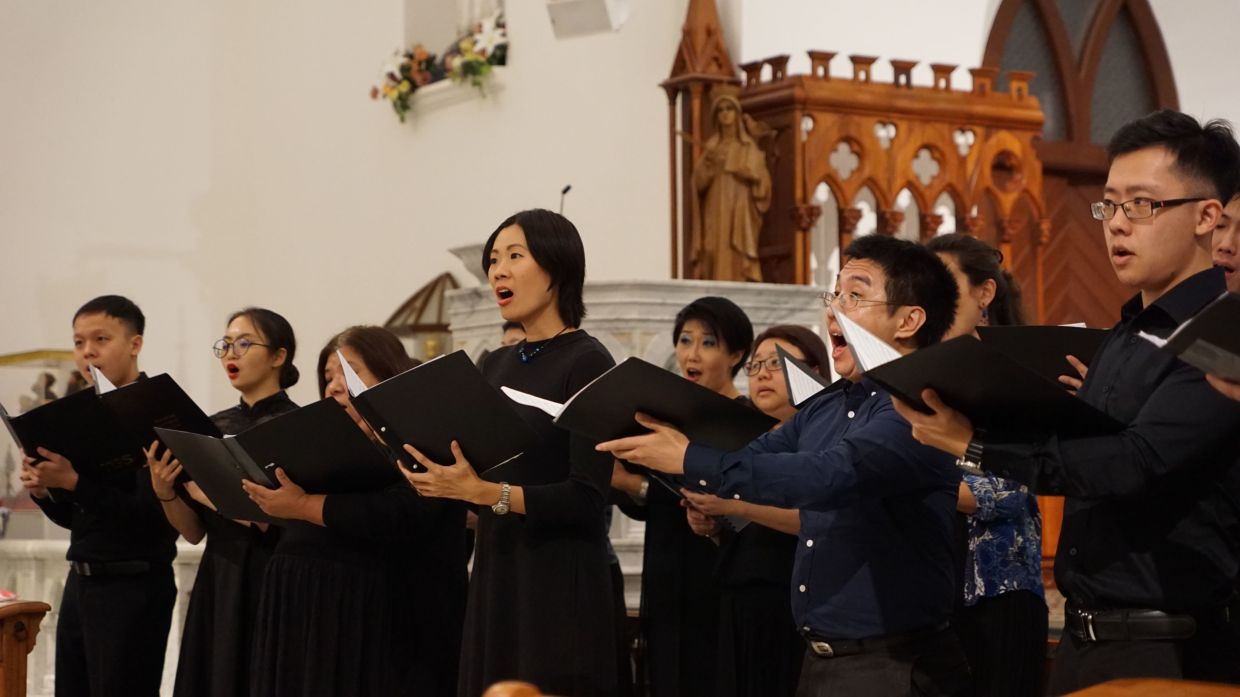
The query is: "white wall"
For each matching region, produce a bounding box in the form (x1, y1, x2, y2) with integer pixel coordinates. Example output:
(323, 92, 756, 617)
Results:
(0, 0, 682, 409)
(4, 0, 1240, 412)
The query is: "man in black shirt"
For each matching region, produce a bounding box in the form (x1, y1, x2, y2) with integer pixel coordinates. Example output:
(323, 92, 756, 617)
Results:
(19, 295, 178, 697)
(893, 110, 1240, 693)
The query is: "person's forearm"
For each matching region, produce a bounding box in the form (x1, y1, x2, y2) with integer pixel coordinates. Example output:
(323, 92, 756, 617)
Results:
(295, 494, 327, 526)
(737, 502, 800, 535)
(159, 496, 207, 544)
(470, 480, 526, 515)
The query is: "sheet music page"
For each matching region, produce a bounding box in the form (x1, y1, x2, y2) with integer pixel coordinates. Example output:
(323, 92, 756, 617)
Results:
(835, 311, 902, 372)
(336, 350, 369, 397)
(784, 355, 827, 405)
(89, 364, 117, 393)
(501, 386, 565, 418)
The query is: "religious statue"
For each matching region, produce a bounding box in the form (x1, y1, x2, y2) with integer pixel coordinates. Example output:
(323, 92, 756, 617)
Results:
(689, 89, 772, 282)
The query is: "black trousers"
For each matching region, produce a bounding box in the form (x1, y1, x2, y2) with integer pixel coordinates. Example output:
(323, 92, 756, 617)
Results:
(793, 626, 973, 697)
(953, 590, 1047, 697)
(1048, 619, 1240, 696)
(55, 566, 176, 697)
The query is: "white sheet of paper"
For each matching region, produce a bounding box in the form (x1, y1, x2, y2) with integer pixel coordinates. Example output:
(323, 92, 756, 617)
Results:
(835, 310, 902, 372)
(89, 364, 117, 393)
(501, 386, 565, 419)
(1059, 322, 1087, 328)
(785, 356, 827, 406)
(336, 350, 369, 397)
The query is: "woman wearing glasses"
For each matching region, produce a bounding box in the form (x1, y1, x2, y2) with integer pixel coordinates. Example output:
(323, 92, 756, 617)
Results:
(679, 325, 830, 697)
(612, 296, 753, 697)
(145, 307, 299, 697)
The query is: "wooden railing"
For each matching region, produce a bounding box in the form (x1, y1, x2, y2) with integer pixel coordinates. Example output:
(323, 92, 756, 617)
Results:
(0, 601, 50, 697)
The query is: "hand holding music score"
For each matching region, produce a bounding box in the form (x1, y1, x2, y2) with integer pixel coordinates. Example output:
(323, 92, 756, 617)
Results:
(1207, 374, 1240, 402)
(684, 502, 722, 538)
(401, 440, 492, 504)
(146, 440, 183, 501)
(242, 468, 314, 520)
(1058, 354, 1090, 395)
(890, 388, 974, 459)
(594, 413, 690, 475)
(18, 455, 49, 499)
(23, 447, 79, 491)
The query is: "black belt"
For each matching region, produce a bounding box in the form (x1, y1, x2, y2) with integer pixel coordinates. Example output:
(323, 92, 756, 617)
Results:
(1064, 605, 1200, 642)
(70, 560, 152, 577)
(802, 622, 950, 659)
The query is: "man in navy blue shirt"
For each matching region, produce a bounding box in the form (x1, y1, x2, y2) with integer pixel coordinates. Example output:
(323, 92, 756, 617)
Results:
(895, 110, 1240, 694)
(599, 235, 972, 697)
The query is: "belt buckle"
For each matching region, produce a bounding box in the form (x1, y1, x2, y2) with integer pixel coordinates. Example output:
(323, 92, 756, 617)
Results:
(1079, 610, 1098, 642)
(809, 640, 835, 657)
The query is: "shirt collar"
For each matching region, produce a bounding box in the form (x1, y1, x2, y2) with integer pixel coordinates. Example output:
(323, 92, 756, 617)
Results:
(1120, 266, 1226, 325)
(238, 390, 292, 415)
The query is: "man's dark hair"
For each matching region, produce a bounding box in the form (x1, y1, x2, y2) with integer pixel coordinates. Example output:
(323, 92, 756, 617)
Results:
(842, 235, 958, 348)
(316, 326, 418, 397)
(673, 296, 754, 377)
(1106, 109, 1240, 202)
(73, 295, 145, 336)
(482, 209, 587, 328)
(228, 307, 299, 389)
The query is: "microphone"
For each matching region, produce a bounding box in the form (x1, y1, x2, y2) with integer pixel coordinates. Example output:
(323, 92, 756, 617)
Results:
(559, 184, 572, 214)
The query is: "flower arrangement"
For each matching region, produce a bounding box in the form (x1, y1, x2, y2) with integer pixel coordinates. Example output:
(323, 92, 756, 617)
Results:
(371, 10, 508, 123)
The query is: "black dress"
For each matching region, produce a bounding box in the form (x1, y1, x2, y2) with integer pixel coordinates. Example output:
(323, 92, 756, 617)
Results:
(714, 523, 802, 697)
(626, 396, 758, 697)
(250, 454, 467, 696)
(173, 390, 297, 697)
(461, 330, 618, 697)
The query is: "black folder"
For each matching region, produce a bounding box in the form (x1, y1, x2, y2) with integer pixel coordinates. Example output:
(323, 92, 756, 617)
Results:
(977, 325, 1108, 385)
(348, 350, 537, 473)
(2, 374, 219, 475)
(552, 357, 777, 450)
(1147, 291, 1240, 381)
(156, 398, 403, 522)
(863, 335, 1123, 438)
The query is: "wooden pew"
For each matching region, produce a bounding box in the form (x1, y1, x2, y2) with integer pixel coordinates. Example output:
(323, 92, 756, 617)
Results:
(483, 682, 555, 697)
(1068, 678, 1240, 695)
(0, 601, 51, 697)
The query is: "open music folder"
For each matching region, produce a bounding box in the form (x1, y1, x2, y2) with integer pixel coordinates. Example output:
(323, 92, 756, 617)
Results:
(3, 373, 220, 475)
(834, 311, 1121, 438)
(156, 398, 403, 523)
(502, 357, 777, 451)
(338, 349, 537, 473)
(1140, 291, 1240, 381)
(976, 325, 1108, 385)
(778, 345, 838, 408)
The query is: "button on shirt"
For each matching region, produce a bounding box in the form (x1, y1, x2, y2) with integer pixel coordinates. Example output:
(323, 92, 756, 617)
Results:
(983, 268, 1240, 611)
(683, 378, 960, 640)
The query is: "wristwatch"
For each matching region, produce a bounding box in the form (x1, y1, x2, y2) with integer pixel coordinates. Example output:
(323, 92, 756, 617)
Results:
(492, 482, 511, 516)
(955, 432, 985, 474)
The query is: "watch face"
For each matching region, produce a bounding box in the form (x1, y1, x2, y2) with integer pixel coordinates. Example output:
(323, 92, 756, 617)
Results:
(492, 503, 510, 515)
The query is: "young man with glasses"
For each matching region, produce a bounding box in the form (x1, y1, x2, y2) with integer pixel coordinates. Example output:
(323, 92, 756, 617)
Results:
(598, 235, 972, 697)
(18, 295, 178, 697)
(893, 109, 1240, 693)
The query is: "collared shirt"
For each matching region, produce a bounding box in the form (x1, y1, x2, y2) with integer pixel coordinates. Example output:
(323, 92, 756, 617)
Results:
(961, 473, 1044, 606)
(683, 377, 960, 640)
(984, 267, 1240, 611)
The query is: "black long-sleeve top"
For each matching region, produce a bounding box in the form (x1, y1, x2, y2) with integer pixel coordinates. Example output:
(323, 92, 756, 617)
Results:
(982, 267, 1240, 611)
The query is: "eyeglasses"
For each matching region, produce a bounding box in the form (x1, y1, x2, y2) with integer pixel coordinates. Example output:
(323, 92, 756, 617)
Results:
(1090, 197, 1205, 221)
(212, 337, 271, 358)
(744, 356, 784, 376)
(819, 291, 900, 312)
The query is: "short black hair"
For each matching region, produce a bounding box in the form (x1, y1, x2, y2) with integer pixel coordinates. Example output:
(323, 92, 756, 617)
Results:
(228, 307, 300, 389)
(843, 235, 958, 347)
(673, 296, 754, 376)
(316, 326, 418, 397)
(482, 209, 587, 328)
(926, 234, 1025, 326)
(73, 295, 145, 336)
(1106, 109, 1240, 202)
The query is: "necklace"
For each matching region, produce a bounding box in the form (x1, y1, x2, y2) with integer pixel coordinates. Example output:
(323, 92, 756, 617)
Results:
(518, 326, 571, 363)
